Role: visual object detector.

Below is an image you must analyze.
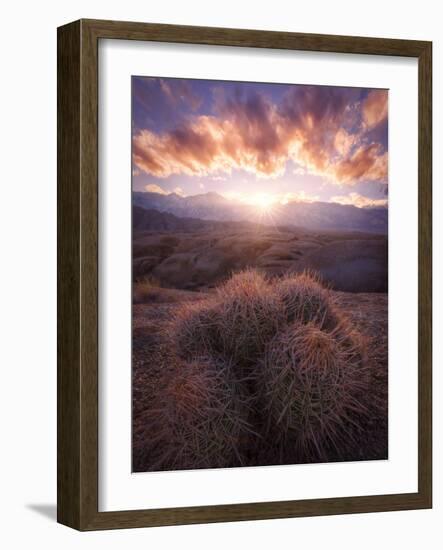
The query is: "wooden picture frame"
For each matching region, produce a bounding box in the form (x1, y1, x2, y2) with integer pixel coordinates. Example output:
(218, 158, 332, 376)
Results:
(57, 18, 432, 530)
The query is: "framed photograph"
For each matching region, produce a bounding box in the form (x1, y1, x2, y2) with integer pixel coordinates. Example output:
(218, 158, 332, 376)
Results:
(57, 19, 432, 530)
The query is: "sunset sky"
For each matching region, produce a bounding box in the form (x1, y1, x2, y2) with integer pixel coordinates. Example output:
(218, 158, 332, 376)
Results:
(132, 77, 388, 208)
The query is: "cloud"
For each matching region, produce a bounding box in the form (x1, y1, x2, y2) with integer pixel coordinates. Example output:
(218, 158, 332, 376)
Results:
(293, 166, 307, 176)
(144, 183, 169, 194)
(159, 79, 202, 111)
(133, 85, 388, 186)
(362, 90, 388, 129)
(330, 143, 388, 185)
(277, 86, 361, 174)
(132, 108, 288, 179)
(280, 191, 320, 204)
(331, 192, 388, 208)
(334, 128, 357, 156)
(144, 183, 186, 197)
(132, 78, 203, 134)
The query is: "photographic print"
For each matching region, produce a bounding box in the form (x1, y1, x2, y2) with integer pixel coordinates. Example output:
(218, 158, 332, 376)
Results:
(131, 76, 388, 473)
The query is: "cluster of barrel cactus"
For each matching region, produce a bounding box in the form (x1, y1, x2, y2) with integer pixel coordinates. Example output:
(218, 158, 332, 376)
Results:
(140, 269, 370, 470)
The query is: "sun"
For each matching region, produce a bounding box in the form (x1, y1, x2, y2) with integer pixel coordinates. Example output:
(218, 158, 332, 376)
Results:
(249, 192, 276, 211)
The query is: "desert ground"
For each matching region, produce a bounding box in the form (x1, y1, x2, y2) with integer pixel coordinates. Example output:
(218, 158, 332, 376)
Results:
(132, 219, 388, 472)
(133, 214, 387, 293)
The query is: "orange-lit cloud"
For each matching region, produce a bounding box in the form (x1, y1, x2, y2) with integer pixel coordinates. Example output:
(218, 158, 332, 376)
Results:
(334, 128, 357, 156)
(330, 143, 388, 185)
(362, 90, 388, 129)
(144, 183, 186, 196)
(133, 110, 288, 179)
(331, 192, 388, 208)
(133, 86, 388, 186)
(280, 191, 320, 204)
(145, 183, 169, 194)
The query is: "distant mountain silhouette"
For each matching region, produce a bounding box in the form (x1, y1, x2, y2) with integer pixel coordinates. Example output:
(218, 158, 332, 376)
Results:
(133, 206, 266, 233)
(133, 191, 387, 234)
(133, 206, 219, 232)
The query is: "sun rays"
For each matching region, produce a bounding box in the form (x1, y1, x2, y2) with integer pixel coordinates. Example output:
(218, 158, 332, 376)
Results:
(248, 192, 277, 212)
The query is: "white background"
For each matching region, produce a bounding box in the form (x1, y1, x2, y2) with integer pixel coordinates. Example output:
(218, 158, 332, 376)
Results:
(0, 0, 441, 548)
(100, 40, 418, 511)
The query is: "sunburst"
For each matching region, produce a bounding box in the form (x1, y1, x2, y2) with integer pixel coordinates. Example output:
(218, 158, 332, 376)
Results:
(248, 193, 277, 212)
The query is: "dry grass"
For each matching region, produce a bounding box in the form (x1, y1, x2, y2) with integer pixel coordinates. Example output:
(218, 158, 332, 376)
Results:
(133, 276, 163, 304)
(133, 276, 200, 304)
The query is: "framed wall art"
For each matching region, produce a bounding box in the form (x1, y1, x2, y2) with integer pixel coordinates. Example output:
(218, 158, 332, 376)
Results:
(57, 19, 432, 530)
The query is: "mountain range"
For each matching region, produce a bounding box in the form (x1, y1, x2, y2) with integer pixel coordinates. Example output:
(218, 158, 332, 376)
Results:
(133, 205, 246, 232)
(133, 191, 388, 234)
